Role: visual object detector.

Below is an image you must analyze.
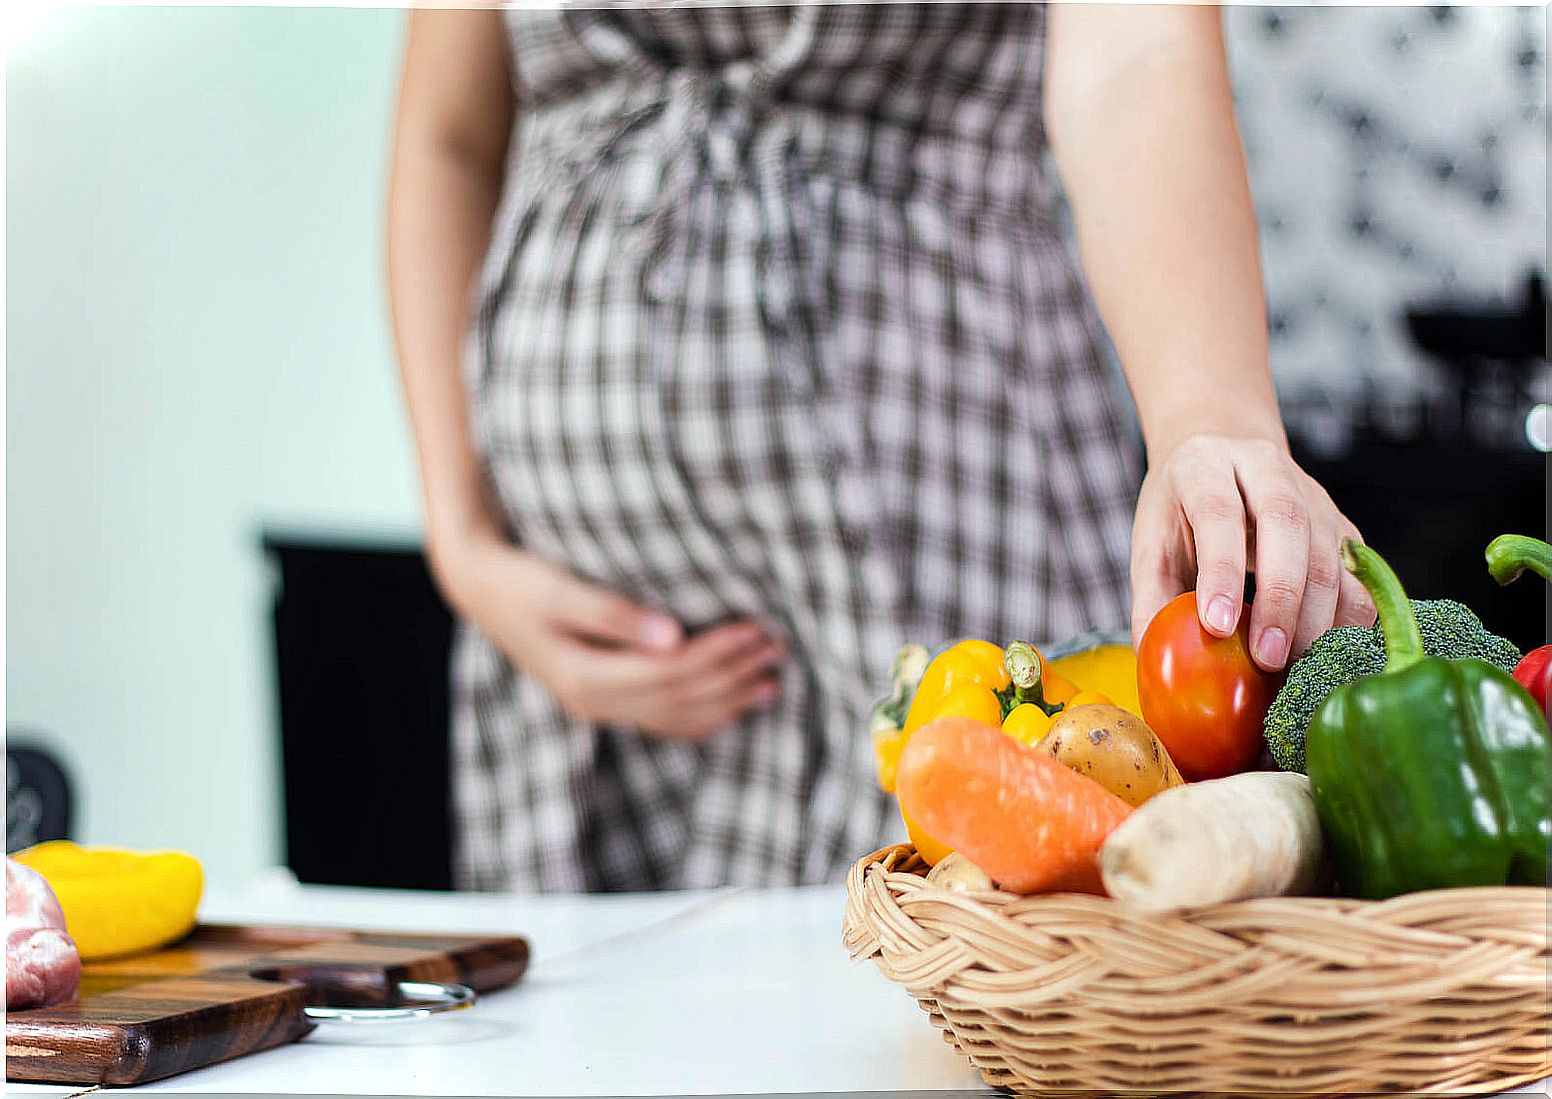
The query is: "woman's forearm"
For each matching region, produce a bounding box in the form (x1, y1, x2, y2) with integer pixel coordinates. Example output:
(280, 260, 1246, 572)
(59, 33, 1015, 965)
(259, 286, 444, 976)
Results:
(387, 10, 514, 588)
(1046, 6, 1283, 463)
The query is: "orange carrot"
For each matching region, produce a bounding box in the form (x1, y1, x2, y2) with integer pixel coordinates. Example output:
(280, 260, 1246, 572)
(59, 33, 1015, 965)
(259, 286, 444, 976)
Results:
(897, 716, 1133, 895)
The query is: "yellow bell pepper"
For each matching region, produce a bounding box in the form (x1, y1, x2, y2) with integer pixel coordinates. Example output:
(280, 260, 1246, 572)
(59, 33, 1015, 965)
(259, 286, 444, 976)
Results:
(880, 640, 1009, 794)
(13, 842, 203, 961)
(871, 644, 932, 792)
(1068, 690, 1114, 708)
(903, 809, 955, 866)
(1043, 676, 1081, 705)
(1002, 702, 1053, 745)
(935, 683, 1003, 725)
(900, 640, 1010, 735)
(1048, 644, 1142, 718)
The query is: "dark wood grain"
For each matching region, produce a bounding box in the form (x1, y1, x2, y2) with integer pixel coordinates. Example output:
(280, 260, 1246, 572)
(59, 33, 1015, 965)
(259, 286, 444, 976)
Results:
(5, 924, 529, 1086)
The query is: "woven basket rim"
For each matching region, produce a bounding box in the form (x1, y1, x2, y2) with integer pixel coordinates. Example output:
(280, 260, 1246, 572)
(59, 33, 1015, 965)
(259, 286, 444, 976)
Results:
(849, 842, 1552, 920)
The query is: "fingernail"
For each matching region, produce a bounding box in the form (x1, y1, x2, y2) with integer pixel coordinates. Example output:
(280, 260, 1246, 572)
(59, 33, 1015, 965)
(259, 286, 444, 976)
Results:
(1256, 627, 1289, 670)
(1205, 596, 1238, 636)
(639, 615, 681, 651)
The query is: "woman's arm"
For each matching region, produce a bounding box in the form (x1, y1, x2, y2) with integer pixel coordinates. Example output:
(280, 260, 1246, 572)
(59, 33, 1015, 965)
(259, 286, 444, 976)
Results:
(387, 8, 513, 585)
(387, 13, 784, 738)
(1045, 5, 1373, 669)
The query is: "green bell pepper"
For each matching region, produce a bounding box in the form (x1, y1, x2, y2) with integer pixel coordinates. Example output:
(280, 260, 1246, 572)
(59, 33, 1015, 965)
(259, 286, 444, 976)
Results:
(1307, 540, 1551, 899)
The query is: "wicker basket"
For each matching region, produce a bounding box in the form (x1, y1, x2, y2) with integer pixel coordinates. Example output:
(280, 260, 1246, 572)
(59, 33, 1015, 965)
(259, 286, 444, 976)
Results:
(844, 844, 1550, 1097)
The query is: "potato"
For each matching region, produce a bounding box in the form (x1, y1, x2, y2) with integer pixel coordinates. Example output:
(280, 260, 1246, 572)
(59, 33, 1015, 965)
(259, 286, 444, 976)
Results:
(1038, 704, 1184, 808)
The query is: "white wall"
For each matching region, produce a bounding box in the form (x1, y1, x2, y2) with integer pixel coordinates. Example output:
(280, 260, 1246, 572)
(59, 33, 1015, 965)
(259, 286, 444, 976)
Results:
(6, 8, 416, 886)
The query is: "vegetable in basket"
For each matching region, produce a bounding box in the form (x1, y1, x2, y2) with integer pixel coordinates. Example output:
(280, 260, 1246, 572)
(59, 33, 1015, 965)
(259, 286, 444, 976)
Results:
(1098, 771, 1328, 912)
(1001, 702, 1053, 745)
(1263, 600, 1522, 773)
(900, 640, 1010, 732)
(923, 851, 995, 892)
(1136, 592, 1282, 780)
(870, 642, 949, 793)
(1045, 643, 1142, 718)
(1036, 704, 1184, 808)
(896, 717, 1132, 894)
(873, 640, 1009, 866)
(1306, 541, 1551, 900)
(872, 637, 1128, 867)
(1003, 640, 1080, 712)
(1485, 533, 1551, 717)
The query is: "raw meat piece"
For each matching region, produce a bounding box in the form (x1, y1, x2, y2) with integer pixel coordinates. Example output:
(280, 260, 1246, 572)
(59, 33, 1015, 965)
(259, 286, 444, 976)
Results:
(6, 856, 81, 1009)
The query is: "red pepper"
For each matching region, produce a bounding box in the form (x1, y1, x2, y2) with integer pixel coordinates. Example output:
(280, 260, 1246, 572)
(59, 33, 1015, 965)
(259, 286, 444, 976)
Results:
(1511, 646, 1552, 714)
(1485, 534, 1552, 718)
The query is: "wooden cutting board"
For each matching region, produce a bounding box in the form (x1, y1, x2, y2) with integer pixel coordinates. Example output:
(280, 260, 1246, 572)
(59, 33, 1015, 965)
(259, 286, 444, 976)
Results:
(5, 923, 529, 1086)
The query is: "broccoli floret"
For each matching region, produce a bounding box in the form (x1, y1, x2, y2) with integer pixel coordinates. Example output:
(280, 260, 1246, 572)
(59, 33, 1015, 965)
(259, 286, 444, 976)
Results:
(1264, 599, 1522, 773)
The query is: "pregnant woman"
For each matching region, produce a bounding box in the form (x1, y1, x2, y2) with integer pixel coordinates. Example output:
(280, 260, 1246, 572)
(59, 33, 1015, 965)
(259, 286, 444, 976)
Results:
(387, 5, 1371, 892)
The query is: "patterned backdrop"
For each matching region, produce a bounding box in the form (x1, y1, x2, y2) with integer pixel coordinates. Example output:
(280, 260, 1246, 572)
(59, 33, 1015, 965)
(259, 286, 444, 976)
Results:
(1225, 6, 1546, 406)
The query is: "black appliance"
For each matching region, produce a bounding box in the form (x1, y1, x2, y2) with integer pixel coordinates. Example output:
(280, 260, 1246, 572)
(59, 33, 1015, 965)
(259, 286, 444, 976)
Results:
(263, 529, 455, 890)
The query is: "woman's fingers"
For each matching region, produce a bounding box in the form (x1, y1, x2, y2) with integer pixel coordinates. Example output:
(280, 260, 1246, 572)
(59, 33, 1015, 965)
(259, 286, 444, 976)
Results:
(455, 542, 779, 738)
(1234, 452, 1311, 672)
(1133, 435, 1370, 671)
(1173, 444, 1248, 639)
(1286, 516, 1340, 662)
(546, 569, 683, 653)
(1332, 522, 1378, 629)
(1129, 482, 1192, 648)
(543, 620, 782, 737)
(677, 640, 786, 707)
(672, 621, 780, 678)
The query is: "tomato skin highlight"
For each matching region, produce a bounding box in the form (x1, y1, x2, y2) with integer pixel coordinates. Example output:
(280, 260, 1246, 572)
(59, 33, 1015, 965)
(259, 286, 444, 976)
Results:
(1136, 593, 1284, 781)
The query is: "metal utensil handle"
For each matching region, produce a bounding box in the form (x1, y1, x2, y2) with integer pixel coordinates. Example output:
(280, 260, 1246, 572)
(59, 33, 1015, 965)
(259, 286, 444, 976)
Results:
(303, 980, 476, 1024)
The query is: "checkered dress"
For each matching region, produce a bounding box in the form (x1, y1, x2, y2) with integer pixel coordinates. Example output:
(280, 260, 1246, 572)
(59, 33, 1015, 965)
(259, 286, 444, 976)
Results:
(452, 2, 1140, 892)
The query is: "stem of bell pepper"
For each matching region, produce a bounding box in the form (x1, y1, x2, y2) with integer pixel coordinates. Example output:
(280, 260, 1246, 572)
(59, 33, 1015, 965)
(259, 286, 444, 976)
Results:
(1005, 641, 1042, 695)
(1003, 640, 1061, 715)
(1485, 534, 1552, 587)
(1341, 539, 1425, 674)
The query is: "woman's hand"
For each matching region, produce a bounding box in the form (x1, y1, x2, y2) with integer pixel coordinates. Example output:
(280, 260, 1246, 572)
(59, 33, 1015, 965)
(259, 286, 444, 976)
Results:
(434, 531, 785, 740)
(1130, 435, 1376, 672)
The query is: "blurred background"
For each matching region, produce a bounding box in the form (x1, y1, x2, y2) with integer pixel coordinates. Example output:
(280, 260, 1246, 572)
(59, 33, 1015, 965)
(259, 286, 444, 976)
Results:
(6, 7, 1546, 891)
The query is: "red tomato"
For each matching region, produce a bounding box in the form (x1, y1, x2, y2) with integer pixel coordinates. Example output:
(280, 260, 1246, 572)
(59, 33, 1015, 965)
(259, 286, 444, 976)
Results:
(1136, 593, 1284, 780)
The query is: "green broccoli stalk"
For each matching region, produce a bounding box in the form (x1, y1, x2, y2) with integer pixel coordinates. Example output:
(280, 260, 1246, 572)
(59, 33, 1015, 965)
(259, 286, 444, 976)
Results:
(1264, 599, 1522, 772)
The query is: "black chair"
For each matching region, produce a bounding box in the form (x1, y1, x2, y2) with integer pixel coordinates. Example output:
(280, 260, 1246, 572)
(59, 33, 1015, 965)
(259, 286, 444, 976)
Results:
(262, 529, 457, 890)
(6, 738, 73, 853)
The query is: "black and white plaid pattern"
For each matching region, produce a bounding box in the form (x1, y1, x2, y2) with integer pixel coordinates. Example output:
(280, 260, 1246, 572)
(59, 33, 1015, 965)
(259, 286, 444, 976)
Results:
(452, 3, 1139, 892)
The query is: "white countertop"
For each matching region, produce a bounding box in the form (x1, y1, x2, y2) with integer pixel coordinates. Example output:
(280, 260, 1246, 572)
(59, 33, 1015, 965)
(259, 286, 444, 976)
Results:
(9, 872, 987, 1095)
(11, 872, 1550, 1096)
